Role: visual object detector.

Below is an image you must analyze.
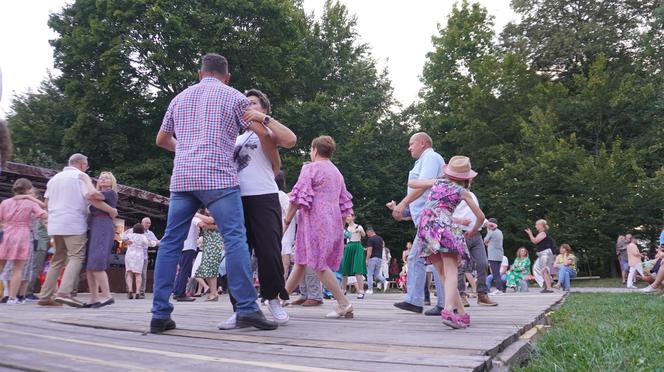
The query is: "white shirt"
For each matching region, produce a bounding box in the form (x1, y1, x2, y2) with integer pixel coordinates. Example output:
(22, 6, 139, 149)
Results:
(127, 228, 159, 259)
(183, 217, 202, 251)
(235, 131, 279, 196)
(500, 256, 509, 275)
(407, 148, 445, 223)
(278, 191, 296, 247)
(347, 224, 365, 242)
(452, 191, 480, 231)
(45, 166, 89, 235)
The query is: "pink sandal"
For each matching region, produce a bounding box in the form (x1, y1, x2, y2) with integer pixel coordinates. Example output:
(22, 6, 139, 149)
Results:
(441, 309, 468, 329)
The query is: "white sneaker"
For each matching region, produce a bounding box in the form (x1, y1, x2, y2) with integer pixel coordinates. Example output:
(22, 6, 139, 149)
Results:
(640, 285, 657, 293)
(267, 299, 289, 324)
(217, 313, 237, 330)
(490, 290, 502, 295)
(626, 285, 638, 289)
(7, 298, 24, 305)
(366, 290, 374, 295)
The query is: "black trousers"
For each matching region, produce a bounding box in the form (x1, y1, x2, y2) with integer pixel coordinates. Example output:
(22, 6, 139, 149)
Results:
(230, 193, 288, 310)
(173, 249, 197, 297)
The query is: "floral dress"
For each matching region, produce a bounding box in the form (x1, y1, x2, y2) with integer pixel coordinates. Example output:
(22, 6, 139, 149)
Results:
(417, 179, 468, 258)
(196, 228, 224, 278)
(506, 257, 531, 288)
(289, 159, 353, 271)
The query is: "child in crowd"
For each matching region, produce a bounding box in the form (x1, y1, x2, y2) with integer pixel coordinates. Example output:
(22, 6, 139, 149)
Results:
(404, 156, 485, 329)
(123, 223, 149, 299)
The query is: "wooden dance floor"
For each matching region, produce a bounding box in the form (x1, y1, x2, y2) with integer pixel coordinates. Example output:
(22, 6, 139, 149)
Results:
(0, 291, 565, 371)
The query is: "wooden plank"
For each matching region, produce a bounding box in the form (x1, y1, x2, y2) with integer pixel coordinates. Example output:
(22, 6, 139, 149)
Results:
(0, 291, 565, 372)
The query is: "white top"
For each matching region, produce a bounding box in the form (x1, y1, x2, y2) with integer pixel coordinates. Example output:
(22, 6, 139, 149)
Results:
(183, 217, 202, 251)
(501, 255, 509, 268)
(452, 191, 480, 232)
(126, 228, 159, 258)
(278, 191, 296, 247)
(347, 224, 365, 242)
(45, 166, 89, 235)
(123, 232, 149, 258)
(235, 131, 279, 196)
(382, 247, 391, 261)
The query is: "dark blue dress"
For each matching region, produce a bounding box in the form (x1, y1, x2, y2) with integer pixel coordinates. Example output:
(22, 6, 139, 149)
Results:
(85, 189, 118, 270)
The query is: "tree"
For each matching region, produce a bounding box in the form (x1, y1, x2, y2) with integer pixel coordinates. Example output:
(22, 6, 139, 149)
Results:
(8, 77, 73, 168)
(501, 0, 660, 82)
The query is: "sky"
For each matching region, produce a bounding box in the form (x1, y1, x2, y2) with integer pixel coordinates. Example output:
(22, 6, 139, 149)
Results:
(0, 0, 517, 119)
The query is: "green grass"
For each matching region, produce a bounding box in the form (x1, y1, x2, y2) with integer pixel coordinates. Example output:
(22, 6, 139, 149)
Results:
(569, 277, 637, 288)
(518, 293, 664, 372)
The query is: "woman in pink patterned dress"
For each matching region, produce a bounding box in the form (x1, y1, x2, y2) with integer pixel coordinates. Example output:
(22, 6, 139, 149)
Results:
(404, 156, 484, 329)
(283, 135, 354, 319)
(0, 179, 47, 304)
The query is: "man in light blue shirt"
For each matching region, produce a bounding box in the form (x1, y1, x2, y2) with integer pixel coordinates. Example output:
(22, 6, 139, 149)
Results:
(388, 132, 445, 314)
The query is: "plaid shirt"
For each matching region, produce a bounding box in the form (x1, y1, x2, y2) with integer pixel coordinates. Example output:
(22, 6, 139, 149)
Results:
(161, 77, 252, 192)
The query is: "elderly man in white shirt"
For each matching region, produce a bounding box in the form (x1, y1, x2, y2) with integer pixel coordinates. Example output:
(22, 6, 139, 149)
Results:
(39, 154, 118, 307)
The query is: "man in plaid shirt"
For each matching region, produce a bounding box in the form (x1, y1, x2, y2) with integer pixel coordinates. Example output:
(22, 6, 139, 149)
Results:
(150, 53, 278, 333)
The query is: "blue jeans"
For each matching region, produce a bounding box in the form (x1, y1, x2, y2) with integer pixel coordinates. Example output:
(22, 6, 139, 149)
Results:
(404, 238, 444, 307)
(367, 257, 386, 289)
(152, 187, 258, 319)
(557, 266, 576, 291)
(486, 274, 507, 291)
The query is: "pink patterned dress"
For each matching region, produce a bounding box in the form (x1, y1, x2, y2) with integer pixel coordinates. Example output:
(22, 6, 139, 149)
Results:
(290, 160, 353, 271)
(417, 179, 468, 258)
(0, 198, 46, 260)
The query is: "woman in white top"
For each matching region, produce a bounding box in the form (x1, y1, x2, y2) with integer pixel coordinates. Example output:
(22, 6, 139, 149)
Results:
(340, 215, 367, 299)
(275, 172, 296, 280)
(219, 89, 297, 330)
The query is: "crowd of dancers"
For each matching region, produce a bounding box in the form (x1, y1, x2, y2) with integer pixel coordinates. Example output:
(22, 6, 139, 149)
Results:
(3, 53, 660, 335)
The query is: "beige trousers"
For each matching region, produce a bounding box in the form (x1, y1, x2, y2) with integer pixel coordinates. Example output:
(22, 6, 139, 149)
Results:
(39, 234, 87, 299)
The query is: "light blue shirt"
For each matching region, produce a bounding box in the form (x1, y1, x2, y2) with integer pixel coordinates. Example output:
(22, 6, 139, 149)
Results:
(660, 230, 664, 246)
(407, 148, 445, 224)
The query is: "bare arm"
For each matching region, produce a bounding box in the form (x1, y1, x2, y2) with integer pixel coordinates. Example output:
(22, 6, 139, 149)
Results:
(553, 255, 563, 268)
(526, 230, 546, 244)
(283, 202, 297, 232)
(14, 194, 46, 208)
(243, 110, 297, 148)
(78, 173, 105, 201)
(460, 190, 485, 236)
(255, 129, 282, 176)
(392, 188, 427, 220)
(156, 130, 177, 152)
(89, 200, 118, 218)
(408, 179, 437, 189)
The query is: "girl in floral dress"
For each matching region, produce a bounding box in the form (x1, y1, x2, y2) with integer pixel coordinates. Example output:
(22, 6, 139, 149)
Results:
(404, 156, 485, 329)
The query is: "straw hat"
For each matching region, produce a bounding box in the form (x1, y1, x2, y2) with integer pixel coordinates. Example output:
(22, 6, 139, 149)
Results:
(443, 156, 478, 180)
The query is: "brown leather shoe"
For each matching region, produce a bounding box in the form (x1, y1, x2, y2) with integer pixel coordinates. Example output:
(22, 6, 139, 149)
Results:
(477, 293, 497, 306)
(38, 298, 63, 307)
(460, 293, 470, 307)
(302, 299, 323, 307)
(291, 297, 307, 306)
